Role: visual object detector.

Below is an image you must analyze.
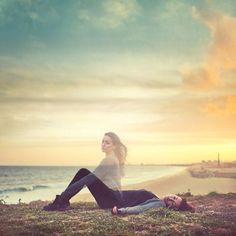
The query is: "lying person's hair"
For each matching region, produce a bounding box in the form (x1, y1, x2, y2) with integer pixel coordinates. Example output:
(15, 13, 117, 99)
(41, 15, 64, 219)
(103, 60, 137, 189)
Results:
(178, 198, 195, 212)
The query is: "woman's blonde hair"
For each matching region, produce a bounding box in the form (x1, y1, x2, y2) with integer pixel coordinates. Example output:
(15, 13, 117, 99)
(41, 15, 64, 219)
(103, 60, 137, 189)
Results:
(104, 132, 127, 175)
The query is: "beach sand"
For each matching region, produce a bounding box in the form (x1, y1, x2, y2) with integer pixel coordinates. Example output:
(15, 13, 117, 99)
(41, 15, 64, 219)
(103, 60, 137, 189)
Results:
(71, 169, 236, 202)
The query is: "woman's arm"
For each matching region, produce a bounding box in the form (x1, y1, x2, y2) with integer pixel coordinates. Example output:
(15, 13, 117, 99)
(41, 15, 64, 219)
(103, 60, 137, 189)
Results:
(113, 198, 166, 215)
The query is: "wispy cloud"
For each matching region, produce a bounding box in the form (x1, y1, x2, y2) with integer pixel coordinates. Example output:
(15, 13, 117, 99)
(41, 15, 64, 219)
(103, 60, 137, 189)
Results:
(0, 0, 59, 25)
(0, 113, 49, 138)
(203, 95, 236, 118)
(181, 2, 236, 90)
(0, 54, 179, 102)
(78, 0, 140, 29)
(155, 0, 186, 20)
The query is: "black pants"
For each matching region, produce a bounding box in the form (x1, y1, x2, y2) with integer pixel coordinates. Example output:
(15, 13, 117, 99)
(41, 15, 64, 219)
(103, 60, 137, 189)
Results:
(60, 168, 123, 209)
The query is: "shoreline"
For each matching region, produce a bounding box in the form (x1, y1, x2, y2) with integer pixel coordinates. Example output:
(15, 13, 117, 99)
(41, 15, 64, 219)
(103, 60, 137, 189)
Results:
(71, 168, 236, 202)
(2, 166, 235, 204)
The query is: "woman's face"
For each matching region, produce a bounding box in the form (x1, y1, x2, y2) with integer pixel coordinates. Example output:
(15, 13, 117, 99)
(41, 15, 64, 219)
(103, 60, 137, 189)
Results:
(163, 194, 182, 209)
(101, 135, 116, 154)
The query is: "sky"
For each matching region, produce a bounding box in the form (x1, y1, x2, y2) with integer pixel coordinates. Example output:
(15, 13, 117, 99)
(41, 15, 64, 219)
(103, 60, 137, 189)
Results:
(0, 0, 236, 166)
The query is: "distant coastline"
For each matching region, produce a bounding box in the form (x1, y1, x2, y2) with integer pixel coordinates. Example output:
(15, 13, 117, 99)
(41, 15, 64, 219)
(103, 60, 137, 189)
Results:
(1, 160, 235, 167)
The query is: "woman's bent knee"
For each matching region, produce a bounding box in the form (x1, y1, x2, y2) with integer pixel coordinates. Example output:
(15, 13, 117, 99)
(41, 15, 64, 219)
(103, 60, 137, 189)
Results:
(78, 168, 91, 175)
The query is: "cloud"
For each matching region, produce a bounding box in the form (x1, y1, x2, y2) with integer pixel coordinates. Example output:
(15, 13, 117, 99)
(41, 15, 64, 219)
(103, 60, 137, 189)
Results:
(181, 64, 220, 89)
(78, 0, 140, 29)
(203, 95, 236, 118)
(0, 54, 180, 103)
(0, 0, 59, 27)
(156, 0, 185, 20)
(0, 57, 84, 101)
(181, 2, 236, 89)
(0, 113, 49, 137)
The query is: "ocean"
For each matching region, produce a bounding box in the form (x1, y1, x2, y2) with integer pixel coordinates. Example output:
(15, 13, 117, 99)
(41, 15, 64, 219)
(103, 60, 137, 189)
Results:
(0, 165, 185, 204)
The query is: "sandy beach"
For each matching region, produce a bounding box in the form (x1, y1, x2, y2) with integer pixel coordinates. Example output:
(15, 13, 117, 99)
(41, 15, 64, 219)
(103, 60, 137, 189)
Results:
(71, 168, 236, 202)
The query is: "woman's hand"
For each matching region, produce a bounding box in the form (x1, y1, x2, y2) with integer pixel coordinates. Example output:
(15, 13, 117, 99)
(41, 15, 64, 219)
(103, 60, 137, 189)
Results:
(111, 206, 118, 215)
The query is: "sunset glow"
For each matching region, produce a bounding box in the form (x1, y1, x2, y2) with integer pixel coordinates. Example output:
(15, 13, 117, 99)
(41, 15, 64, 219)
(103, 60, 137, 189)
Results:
(0, 0, 235, 165)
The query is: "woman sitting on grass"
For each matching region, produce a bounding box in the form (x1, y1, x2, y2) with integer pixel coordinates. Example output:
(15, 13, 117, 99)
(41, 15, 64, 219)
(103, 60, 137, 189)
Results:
(43, 131, 127, 211)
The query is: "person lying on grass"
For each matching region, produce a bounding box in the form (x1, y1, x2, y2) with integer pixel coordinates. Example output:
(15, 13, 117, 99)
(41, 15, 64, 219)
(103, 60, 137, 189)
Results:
(43, 165, 194, 213)
(111, 194, 195, 215)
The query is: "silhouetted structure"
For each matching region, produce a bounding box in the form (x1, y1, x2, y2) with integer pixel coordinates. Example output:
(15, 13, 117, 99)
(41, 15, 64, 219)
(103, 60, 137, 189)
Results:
(218, 152, 221, 167)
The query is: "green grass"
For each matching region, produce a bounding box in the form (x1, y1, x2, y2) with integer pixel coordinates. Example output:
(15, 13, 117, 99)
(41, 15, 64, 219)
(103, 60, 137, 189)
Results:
(1, 193, 236, 236)
(206, 191, 218, 197)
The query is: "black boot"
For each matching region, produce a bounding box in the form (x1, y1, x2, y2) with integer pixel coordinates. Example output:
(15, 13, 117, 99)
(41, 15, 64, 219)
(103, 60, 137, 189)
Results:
(43, 195, 70, 211)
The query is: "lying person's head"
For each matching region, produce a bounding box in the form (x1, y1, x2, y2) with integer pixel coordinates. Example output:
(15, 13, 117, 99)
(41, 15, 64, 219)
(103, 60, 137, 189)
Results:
(163, 194, 195, 212)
